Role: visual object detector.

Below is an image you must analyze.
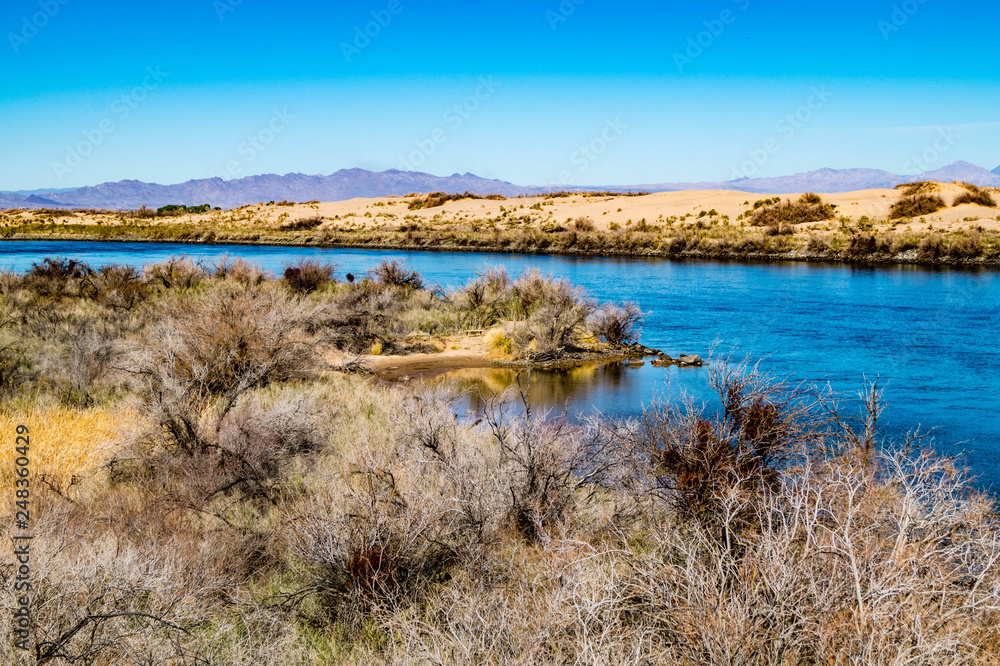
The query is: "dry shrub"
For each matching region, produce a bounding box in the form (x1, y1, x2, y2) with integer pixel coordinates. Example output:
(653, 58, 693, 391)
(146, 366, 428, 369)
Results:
(574, 216, 595, 231)
(286, 474, 455, 628)
(407, 191, 504, 210)
(895, 180, 939, 196)
(951, 231, 984, 258)
(806, 234, 830, 253)
(282, 257, 336, 294)
(750, 195, 836, 227)
(0, 268, 21, 294)
(0, 319, 30, 399)
(82, 264, 150, 310)
(918, 234, 945, 261)
(126, 285, 318, 453)
(369, 259, 423, 290)
(144, 255, 206, 289)
(318, 281, 409, 353)
(508, 271, 595, 351)
(59, 319, 121, 405)
(458, 265, 514, 328)
(22, 257, 93, 299)
(485, 396, 619, 543)
(589, 302, 646, 345)
(890, 194, 946, 219)
(954, 184, 997, 208)
(130, 392, 327, 521)
(621, 361, 818, 539)
(212, 255, 268, 285)
(846, 233, 878, 258)
(281, 215, 324, 231)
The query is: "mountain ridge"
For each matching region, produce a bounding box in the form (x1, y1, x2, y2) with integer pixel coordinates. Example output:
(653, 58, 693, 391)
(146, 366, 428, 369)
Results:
(3, 162, 999, 210)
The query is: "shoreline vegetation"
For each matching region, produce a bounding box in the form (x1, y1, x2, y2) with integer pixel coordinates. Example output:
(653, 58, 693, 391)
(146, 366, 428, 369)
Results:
(3, 181, 1000, 267)
(1, 256, 998, 663)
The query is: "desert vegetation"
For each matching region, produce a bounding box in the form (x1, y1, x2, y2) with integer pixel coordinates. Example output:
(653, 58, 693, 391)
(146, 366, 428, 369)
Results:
(954, 183, 998, 208)
(4, 183, 1000, 267)
(745, 193, 837, 232)
(890, 193, 948, 219)
(0, 258, 998, 664)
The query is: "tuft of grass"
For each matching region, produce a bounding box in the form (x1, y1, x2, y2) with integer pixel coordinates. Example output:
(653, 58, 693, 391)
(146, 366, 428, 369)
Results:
(0, 406, 129, 491)
(484, 327, 514, 355)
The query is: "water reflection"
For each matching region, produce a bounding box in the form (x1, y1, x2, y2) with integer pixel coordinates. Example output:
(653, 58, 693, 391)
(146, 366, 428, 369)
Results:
(432, 360, 713, 421)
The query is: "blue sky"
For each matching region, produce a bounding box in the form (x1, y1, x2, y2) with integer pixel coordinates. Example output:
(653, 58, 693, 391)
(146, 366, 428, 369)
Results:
(1, 0, 998, 190)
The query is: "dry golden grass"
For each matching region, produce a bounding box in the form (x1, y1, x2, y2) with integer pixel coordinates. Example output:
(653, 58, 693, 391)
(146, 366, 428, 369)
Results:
(0, 406, 130, 491)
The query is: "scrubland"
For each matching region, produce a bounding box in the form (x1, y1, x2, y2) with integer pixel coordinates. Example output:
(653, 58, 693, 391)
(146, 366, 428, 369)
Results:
(3, 181, 1000, 265)
(0, 257, 998, 664)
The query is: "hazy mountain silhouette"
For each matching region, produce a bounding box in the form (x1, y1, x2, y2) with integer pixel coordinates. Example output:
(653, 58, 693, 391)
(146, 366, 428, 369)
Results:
(3, 162, 999, 210)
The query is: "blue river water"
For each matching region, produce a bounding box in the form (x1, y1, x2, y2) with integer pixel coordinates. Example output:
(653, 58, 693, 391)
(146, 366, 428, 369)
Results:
(3, 240, 998, 487)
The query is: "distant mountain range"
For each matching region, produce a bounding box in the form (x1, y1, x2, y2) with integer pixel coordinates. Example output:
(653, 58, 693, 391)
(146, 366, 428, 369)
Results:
(2, 161, 999, 210)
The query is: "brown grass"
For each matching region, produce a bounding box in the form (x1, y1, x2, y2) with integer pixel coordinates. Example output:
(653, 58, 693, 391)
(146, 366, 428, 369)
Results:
(0, 407, 129, 492)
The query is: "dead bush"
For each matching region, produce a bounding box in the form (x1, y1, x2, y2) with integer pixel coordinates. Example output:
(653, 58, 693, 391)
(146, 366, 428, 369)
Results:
(212, 255, 268, 285)
(486, 392, 620, 543)
(282, 258, 336, 294)
(22, 257, 94, 299)
(622, 360, 818, 541)
(953, 184, 997, 208)
(369, 259, 423, 290)
(950, 231, 983, 258)
(750, 196, 835, 227)
(456, 265, 514, 328)
(286, 468, 457, 629)
(83, 264, 150, 310)
(918, 234, 945, 261)
(589, 302, 646, 345)
(144, 255, 206, 290)
(890, 194, 946, 219)
(127, 285, 318, 453)
(318, 281, 409, 353)
(520, 282, 595, 351)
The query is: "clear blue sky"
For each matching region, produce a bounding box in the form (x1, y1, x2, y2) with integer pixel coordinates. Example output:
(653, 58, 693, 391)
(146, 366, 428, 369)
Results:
(1, 0, 998, 190)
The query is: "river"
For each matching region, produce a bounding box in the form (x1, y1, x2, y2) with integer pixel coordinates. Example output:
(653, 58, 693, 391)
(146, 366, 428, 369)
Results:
(3, 240, 998, 487)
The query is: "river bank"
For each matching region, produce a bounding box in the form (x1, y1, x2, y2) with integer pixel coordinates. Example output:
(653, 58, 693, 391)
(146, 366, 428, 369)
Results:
(4, 183, 999, 266)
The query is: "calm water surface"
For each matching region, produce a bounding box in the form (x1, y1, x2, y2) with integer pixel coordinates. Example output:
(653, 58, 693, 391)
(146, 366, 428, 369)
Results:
(3, 240, 998, 486)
